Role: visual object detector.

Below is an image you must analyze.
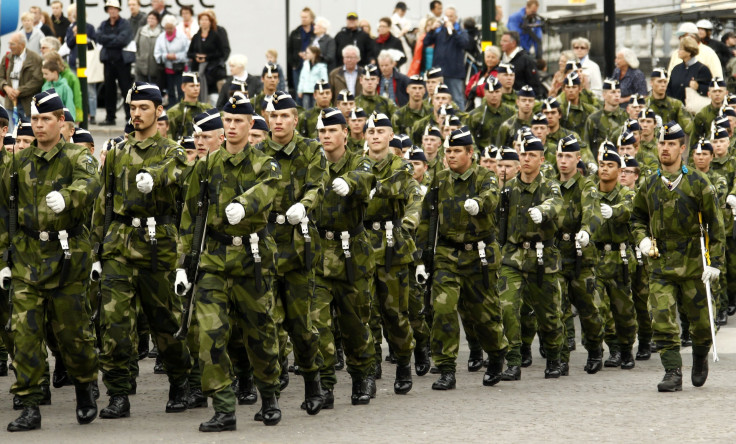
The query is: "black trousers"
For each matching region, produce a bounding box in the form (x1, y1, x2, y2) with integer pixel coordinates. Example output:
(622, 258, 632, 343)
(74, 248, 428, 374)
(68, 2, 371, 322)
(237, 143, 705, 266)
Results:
(104, 62, 132, 122)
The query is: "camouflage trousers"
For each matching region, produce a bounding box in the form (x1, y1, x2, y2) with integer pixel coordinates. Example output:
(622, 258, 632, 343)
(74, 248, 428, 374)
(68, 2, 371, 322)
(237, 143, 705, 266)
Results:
(369, 264, 415, 366)
(99, 261, 191, 396)
(596, 273, 637, 352)
(520, 301, 537, 347)
(313, 274, 376, 389)
(560, 264, 605, 362)
(0, 288, 10, 362)
(196, 272, 281, 414)
(431, 268, 507, 372)
(650, 274, 714, 370)
(723, 235, 736, 308)
(499, 265, 564, 365)
(273, 268, 323, 379)
(408, 264, 431, 350)
(11, 279, 98, 407)
(632, 263, 652, 343)
(180, 293, 202, 390)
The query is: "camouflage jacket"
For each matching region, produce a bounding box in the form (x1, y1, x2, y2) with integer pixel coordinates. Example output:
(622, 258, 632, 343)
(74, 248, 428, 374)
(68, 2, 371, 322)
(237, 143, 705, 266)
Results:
(558, 97, 598, 134)
(580, 89, 601, 109)
(392, 101, 433, 136)
(557, 172, 603, 267)
(178, 145, 281, 277)
(91, 132, 188, 270)
(646, 95, 694, 135)
(594, 183, 636, 279)
(0, 140, 99, 288)
(547, 127, 588, 163)
(298, 105, 329, 139)
(467, 102, 515, 148)
(496, 115, 532, 147)
(356, 94, 398, 118)
(427, 156, 445, 182)
(709, 155, 736, 233)
(583, 107, 628, 160)
(501, 92, 517, 108)
(631, 167, 725, 277)
(258, 132, 327, 273)
(499, 172, 563, 273)
(347, 136, 366, 154)
(166, 100, 211, 141)
(692, 103, 720, 141)
(410, 114, 440, 145)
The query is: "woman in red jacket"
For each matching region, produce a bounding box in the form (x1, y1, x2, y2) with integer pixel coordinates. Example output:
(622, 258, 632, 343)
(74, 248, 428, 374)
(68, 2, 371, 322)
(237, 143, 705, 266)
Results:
(465, 46, 501, 109)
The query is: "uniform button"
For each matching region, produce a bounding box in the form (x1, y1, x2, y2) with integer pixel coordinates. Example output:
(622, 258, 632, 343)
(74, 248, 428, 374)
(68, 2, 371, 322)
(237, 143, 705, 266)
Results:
(604, 244, 612, 252)
(465, 244, 473, 251)
(326, 231, 334, 240)
(372, 222, 381, 230)
(132, 218, 141, 228)
(232, 236, 243, 246)
(562, 233, 570, 241)
(39, 231, 49, 242)
(523, 241, 531, 249)
(276, 215, 286, 225)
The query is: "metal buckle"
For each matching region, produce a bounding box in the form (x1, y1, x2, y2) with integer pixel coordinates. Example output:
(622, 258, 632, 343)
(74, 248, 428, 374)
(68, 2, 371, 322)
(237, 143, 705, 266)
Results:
(131, 217, 141, 228)
(385, 221, 394, 247)
(522, 241, 531, 249)
(465, 243, 473, 251)
(477, 241, 487, 265)
(326, 231, 334, 240)
(604, 244, 612, 252)
(146, 217, 157, 240)
(39, 231, 50, 242)
(250, 233, 261, 262)
(58, 230, 70, 251)
(535, 242, 544, 264)
(340, 231, 351, 254)
(276, 214, 286, 225)
(372, 222, 381, 230)
(232, 236, 243, 246)
(562, 233, 571, 241)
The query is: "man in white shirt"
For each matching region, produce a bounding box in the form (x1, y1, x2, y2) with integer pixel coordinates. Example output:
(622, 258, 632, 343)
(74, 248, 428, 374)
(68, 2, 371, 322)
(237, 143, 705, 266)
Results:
(391, 2, 415, 74)
(571, 37, 603, 99)
(667, 22, 723, 79)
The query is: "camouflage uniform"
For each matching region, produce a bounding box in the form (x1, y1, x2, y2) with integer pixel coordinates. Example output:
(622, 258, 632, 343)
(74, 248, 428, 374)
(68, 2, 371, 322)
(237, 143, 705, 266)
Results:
(299, 106, 328, 139)
(692, 104, 720, 141)
(546, 128, 587, 164)
(0, 140, 99, 406)
(467, 103, 516, 148)
(497, 173, 565, 366)
(92, 133, 192, 396)
(646, 95, 694, 135)
(417, 163, 508, 372)
(410, 115, 440, 145)
(496, 115, 532, 147)
(166, 100, 211, 141)
(392, 102, 433, 135)
(407, 174, 432, 355)
(583, 108, 628, 160)
(347, 137, 366, 154)
(178, 145, 282, 414)
(709, 156, 736, 313)
(258, 132, 326, 381)
(631, 167, 725, 370)
(501, 92, 517, 108)
(557, 95, 598, 132)
(355, 95, 397, 118)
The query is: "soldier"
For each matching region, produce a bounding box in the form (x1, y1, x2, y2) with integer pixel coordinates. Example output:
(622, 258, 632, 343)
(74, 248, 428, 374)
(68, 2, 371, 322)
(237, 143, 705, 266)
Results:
(392, 75, 433, 135)
(249, 114, 270, 146)
(347, 108, 368, 152)
(583, 78, 628, 160)
(0, 89, 99, 431)
(410, 85, 454, 145)
(497, 63, 517, 107)
(181, 136, 197, 162)
(479, 145, 499, 172)
(299, 80, 333, 139)
(467, 76, 515, 149)
(166, 72, 211, 141)
(416, 127, 508, 389)
(312, 107, 378, 405)
(363, 112, 416, 393)
(497, 135, 565, 379)
(335, 89, 356, 120)
(496, 85, 536, 147)
(554, 135, 606, 376)
(618, 131, 658, 179)
(646, 68, 693, 135)
(424, 67, 444, 106)
(176, 94, 283, 431)
(259, 91, 326, 414)
(422, 124, 445, 180)
(558, 71, 597, 133)
(594, 143, 637, 370)
(356, 64, 397, 117)
(531, 113, 551, 152)
(543, 97, 587, 164)
(253, 64, 281, 116)
(91, 82, 192, 418)
(637, 107, 659, 154)
(693, 77, 727, 141)
(565, 61, 601, 109)
(631, 121, 725, 391)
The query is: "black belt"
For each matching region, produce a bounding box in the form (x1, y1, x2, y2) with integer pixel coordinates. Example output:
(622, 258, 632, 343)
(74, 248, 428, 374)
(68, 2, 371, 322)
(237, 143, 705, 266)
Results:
(208, 227, 270, 246)
(267, 211, 313, 271)
(438, 235, 496, 289)
(594, 242, 630, 283)
(21, 225, 84, 286)
(558, 232, 582, 277)
(209, 227, 270, 292)
(267, 212, 288, 225)
(508, 239, 555, 249)
(316, 224, 365, 240)
(365, 219, 401, 271)
(113, 214, 175, 272)
(317, 224, 365, 283)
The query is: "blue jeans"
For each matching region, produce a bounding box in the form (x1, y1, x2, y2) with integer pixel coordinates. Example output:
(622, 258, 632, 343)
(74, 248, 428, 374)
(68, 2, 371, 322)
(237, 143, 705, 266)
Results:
(166, 72, 183, 109)
(88, 83, 98, 118)
(445, 77, 466, 111)
(301, 93, 314, 110)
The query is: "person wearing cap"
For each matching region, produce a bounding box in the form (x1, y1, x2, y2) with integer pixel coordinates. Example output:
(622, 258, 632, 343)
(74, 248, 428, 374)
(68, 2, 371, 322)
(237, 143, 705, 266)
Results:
(496, 134, 565, 379)
(424, 67, 445, 105)
(668, 22, 723, 79)
(253, 64, 282, 116)
(558, 71, 598, 133)
(179, 136, 197, 162)
(619, 155, 640, 190)
(90, 82, 193, 418)
(693, 77, 728, 140)
(637, 107, 660, 154)
(0, 89, 100, 431)
(631, 121, 725, 392)
(347, 107, 367, 152)
(625, 94, 646, 120)
(592, 142, 638, 370)
(415, 126, 508, 390)
(696, 19, 732, 71)
(584, 79, 628, 161)
(618, 130, 657, 181)
(362, 111, 417, 392)
(496, 85, 537, 147)
(647, 68, 694, 136)
(310, 106, 380, 407)
(667, 35, 713, 105)
(542, 97, 587, 168)
(335, 89, 357, 120)
(496, 147, 520, 187)
(166, 72, 211, 141)
(530, 113, 551, 152)
(96, 0, 134, 125)
(479, 145, 498, 172)
(496, 62, 518, 107)
(421, 124, 445, 180)
(392, 75, 433, 135)
(245, 114, 268, 146)
(298, 80, 333, 139)
(258, 90, 328, 414)
(157, 109, 170, 137)
(356, 64, 398, 119)
(552, 134, 606, 376)
(335, 13, 375, 68)
(410, 84, 454, 145)
(468, 76, 515, 149)
(610, 117, 641, 148)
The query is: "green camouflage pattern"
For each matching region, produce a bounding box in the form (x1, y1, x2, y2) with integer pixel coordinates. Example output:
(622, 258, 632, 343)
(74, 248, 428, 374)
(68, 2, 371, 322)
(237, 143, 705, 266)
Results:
(355, 94, 398, 118)
(557, 94, 598, 132)
(692, 104, 720, 142)
(392, 102, 433, 136)
(467, 103, 516, 148)
(583, 107, 628, 160)
(166, 100, 212, 141)
(298, 106, 329, 139)
(646, 95, 694, 136)
(496, 115, 532, 147)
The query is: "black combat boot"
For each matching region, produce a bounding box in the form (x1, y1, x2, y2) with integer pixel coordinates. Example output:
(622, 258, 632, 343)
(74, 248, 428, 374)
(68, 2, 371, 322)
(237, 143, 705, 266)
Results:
(254, 396, 281, 426)
(303, 376, 325, 415)
(680, 330, 692, 347)
(657, 368, 683, 392)
(431, 372, 456, 390)
(620, 349, 635, 370)
(636, 339, 652, 360)
(52, 359, 72, 388)
(279, 357, 289, 390)
(334, 346, 345, 371)
(75, 382, 98, 424)
(559, 361, 569, 376)
(137, 333, 150, 360)
(165, 380, 189, 413)
(604, 350, 621, 367)
(393, 364, 413, 394)
(237, 375, 258, 405)
(187, 387, 208, 408)
(520, 345, 532, 368)
(153, 355, 166, 374)
(7, 406, 41, 432)
(351, 377, 371, 405)
(148, 343, 159, 359)
(0, 360, 7, 377)
(716, 309, 728, 326)
(374, 360, 383, 380)
(40, 384, 51, 405)
(728, 304, 736, 316)
(322, 388, 334, 409)
(500, 365, 521, 381)
(414, 345, 431, 376)
(584, 347, 603, 374)
(692, 352, 709, 387)
(544, 359, 561, 379)
(467, 349, 483, 372)
(482, 360, 503, 386)
(99, 395, 130, 418)
(199, 412, 236, 432)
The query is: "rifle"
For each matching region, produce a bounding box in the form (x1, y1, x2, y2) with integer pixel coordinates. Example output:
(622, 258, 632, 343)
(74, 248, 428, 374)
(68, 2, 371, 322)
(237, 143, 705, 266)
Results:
(698, 212, 719, 362)
(91, 140, 116, 325)
(4, 137, 18, 332)
(419, 187, 439, 318)
(175, 150, 210, 340)
(498, 169, 509, 246)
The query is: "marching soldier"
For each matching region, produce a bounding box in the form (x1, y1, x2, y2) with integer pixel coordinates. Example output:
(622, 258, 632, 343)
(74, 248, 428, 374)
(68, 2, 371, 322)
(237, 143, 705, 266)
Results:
(496, 85, 536, 147)
(467, 76, 515, 149)
(558, 71, 597, 132)
(249, 114, 270, 146)
(166, 72, 211, 141)
(583, 79, 628, 160)
(335, 89, 356, 120)
(157, 110, 169, 137)
(631, 122, 725, 391)
(692, 77, 727, 141)
(646, 68, 693, 135)
(411, 84, 455, 145)
(392, 75, 433, 135)
(253, 64, 281, 116)
(347, 108, 368, 153)
(0, 89, 99, 431)
(497, 63, 517, 107)
(91, 82, 192, 418)
(543, 97, 587, 164)
(356, 64, 397, 117)
(617, 131, 658, 180)
(479, 145, 498, 172)
(298, 80, 333, 139)
(636, 107, 660, 155)
(421, 124, 445, 180)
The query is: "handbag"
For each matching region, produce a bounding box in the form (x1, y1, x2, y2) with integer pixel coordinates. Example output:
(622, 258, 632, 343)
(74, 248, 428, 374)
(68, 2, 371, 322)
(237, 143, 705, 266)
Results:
(86, 41, 105, 84)
(172, 62, 186, 72)
(685, 87, 710, 115)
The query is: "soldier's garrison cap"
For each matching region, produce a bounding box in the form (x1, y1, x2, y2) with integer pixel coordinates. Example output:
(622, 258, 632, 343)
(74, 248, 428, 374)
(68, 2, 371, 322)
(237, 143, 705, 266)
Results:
(125, 81, 162, 104)
(31, 89, 64, 115)
(317, 107, 347, 129)
(265, 91, 297, 112)
(193, 108, 224, 133)
(448, 126, 474, 147)
(71, 128, 94, 144)
(224, 92, 254, 115)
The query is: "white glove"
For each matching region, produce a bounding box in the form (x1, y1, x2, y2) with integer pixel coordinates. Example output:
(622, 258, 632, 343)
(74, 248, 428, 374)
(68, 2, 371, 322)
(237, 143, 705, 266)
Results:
(601, 203, 613, 219)
(415, 264, 429, 284)
(369, 188, 376, 199)
(90, 261, 102, 281)
(136, 172, 154, 194)
(639, 237, 652, 257)
(174, 268, 191, 296)
(286, 202, 306, 225)
(332, 178, 350, 196)
(0, 267, 10, 290)
(727, 195, 736, 209)
(575, 230, 590, 248)
(529, 207, 543, 224)
(46, 191, 65, 214)
(702, 265, 721, 284)
(225, 202, 246, 225)
(587, 162, 598, 174)
(464, 199, 479, 216)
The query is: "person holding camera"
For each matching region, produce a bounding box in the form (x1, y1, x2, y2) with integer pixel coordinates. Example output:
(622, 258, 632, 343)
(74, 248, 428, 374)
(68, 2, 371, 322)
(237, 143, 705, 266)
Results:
(508, 0, 544, 60)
